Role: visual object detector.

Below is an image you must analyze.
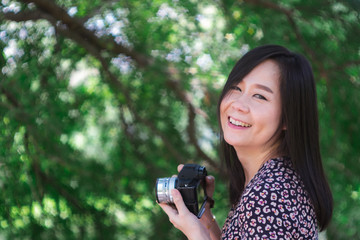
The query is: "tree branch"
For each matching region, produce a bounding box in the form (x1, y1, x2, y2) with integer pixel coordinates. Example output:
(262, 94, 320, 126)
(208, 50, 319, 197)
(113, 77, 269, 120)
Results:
(0, 10, 53, 22)
(20, 0, 150, 67)
(1, 7, 188, 166)
(97, 56, 188, 164)
(6, 0, 218, 170)
(165, 67, 222, 171)
(24, 130, 44, 202)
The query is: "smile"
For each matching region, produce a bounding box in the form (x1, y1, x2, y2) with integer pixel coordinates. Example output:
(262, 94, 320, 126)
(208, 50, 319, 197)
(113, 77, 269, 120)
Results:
(229, 117, 252, 127)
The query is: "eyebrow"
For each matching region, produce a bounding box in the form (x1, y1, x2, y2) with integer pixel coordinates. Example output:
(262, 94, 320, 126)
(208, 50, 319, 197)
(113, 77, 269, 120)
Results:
(254, 84, 274, 94)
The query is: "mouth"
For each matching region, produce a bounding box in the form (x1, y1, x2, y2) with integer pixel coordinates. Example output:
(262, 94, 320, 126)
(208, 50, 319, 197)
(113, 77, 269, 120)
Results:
(228, 116, 252, 128)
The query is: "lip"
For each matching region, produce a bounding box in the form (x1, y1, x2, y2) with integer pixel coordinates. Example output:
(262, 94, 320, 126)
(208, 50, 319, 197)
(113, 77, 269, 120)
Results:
(227, 116, 252, 129)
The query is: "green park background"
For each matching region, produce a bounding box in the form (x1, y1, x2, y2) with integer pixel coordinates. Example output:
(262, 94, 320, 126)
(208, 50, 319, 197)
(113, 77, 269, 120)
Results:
(0, 0, 359, 239)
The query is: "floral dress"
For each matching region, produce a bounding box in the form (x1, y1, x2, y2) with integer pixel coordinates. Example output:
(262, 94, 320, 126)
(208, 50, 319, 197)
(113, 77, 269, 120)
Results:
(221, 157, 318, 240)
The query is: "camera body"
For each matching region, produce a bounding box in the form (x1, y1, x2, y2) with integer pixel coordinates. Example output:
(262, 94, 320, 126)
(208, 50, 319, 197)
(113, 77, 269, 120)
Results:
(156, 164, 208, 218)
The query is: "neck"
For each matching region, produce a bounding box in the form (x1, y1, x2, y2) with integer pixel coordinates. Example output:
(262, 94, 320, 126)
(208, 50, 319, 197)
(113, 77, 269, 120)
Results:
(234, 146, 276, 186)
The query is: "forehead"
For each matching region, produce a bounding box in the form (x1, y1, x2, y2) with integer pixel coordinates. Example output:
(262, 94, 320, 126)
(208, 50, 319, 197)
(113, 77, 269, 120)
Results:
(242, 60, 280, 89)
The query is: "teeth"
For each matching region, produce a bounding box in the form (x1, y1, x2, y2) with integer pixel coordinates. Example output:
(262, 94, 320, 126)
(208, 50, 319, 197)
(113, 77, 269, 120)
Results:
(229, 117, 251, 127)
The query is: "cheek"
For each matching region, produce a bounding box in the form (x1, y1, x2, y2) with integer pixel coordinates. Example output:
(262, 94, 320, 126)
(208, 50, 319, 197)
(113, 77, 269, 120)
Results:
(257, 106, 281, 131)
(219, 101, 228, 119)
(267, 109, 282, 133)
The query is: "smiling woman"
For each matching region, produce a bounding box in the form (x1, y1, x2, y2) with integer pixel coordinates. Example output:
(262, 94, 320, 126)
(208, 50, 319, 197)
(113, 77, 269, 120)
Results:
(159, 45, 333, 240)
(218, 45, 333, 239)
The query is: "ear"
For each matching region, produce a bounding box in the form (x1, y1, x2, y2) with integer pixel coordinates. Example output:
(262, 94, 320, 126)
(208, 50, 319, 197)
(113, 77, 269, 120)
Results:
(282, 124, 287, 130)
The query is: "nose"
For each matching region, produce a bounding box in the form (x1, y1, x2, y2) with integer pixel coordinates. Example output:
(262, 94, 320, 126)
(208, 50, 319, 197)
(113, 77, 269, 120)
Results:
(231, 97, 250, 113)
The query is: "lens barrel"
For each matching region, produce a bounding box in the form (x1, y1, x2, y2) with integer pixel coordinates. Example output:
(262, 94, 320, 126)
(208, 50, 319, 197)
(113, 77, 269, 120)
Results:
(156, 177, 177, 203)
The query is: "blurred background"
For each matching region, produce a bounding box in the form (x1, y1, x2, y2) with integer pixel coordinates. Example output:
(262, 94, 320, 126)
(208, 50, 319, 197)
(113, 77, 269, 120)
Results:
(0, 0, 359, 239)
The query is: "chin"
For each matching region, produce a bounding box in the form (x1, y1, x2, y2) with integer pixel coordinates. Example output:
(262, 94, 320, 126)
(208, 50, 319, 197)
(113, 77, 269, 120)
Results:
(223, 136, 245, 148)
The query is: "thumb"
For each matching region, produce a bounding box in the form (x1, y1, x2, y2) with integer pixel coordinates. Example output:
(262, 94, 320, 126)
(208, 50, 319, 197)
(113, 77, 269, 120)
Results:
(177, 164, 184, 173)
(171, 189, 189, 215)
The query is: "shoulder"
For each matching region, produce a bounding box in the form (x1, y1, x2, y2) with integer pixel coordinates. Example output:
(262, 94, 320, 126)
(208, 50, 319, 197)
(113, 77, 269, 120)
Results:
(238, 158, 318, 239)
(244, 158, 301, 202)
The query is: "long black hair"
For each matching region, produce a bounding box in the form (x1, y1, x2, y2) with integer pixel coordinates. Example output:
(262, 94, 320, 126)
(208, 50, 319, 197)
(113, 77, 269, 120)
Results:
(217, 45, 333, 230)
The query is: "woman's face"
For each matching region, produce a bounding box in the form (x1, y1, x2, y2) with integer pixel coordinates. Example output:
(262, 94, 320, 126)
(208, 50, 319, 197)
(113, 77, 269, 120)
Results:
(220, 60, 282, 153)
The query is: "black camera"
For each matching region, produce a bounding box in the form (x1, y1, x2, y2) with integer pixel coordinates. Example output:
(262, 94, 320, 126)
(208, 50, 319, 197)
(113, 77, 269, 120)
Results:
(155, 164, 211, 218)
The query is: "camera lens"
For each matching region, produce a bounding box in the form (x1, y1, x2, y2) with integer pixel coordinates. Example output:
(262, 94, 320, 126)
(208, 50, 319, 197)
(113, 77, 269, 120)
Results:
(156, 177, 177, 203)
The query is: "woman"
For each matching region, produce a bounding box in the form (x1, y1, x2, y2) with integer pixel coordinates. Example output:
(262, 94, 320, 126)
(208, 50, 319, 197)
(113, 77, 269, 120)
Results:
(159, 45, 333, 239)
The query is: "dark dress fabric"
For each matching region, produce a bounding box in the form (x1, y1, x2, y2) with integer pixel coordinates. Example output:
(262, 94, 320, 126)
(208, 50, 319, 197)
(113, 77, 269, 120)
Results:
(221, 157, 318, 240)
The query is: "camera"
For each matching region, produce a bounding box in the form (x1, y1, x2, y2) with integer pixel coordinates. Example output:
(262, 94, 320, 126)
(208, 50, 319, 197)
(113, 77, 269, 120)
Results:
(155, 164, 211, 218)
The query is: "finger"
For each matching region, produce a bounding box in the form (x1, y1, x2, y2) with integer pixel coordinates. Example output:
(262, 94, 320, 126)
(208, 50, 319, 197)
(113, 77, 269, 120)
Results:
(158, 202, 178, 218)
(177, 164, 184, 173)
(205, 175, 215, 197)
(171, 189, 189, 215)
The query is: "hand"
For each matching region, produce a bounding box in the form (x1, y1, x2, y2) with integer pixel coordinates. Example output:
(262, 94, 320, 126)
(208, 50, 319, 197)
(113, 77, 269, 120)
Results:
(158, 188, 210, 240)
(176, 165, 219, 236)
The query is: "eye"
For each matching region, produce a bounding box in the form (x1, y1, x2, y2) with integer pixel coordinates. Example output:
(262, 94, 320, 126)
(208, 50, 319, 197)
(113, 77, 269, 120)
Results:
(254, 94, 267, 101)
(230, 86, 241, 92)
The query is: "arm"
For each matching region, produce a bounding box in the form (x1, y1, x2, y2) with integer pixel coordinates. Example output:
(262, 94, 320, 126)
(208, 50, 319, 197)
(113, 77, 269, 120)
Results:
(199, 206, 222, 240)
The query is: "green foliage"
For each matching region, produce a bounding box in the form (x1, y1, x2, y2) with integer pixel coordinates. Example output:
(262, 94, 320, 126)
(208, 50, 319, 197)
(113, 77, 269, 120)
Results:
(0, 0, 359, 239)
